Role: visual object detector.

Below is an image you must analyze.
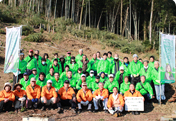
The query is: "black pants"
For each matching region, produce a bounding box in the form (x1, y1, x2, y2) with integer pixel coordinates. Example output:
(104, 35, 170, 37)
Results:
(131, 76, 140, 87)
(13, 74, 23, 90)
(15, 100, 26, 109)
(57, 99, 76, 109)
(0, 101, 13, 112)
(28, 100, 40, 109)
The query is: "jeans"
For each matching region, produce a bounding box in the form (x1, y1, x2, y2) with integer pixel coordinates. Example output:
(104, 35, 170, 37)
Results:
(93, 98, 108, 110)
(154, 84, 166, 101)
(78, 101, 92, 110)
(15, 100, 26, 109)
(108, 107, 123, 114)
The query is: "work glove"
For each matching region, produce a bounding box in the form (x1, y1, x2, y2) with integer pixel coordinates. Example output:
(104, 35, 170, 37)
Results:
(32, 99, 35, 103)
(35, 98, 38, 102)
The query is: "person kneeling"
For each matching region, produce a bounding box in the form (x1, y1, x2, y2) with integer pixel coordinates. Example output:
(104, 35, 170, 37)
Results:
(107, 87, 124, 117)
(0, 83, 15, 112)
(13, 84, 27, 113)
(57, 80, 77, 113)
(41, 80, 58, 111)
(77, 82, 93, 113)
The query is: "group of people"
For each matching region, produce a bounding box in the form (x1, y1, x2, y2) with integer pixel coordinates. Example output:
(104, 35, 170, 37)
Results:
(0, 49, 166, 117)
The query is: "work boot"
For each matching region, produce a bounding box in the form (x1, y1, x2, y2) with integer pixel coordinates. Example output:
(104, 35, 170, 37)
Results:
(78, 109, 82, 114)
(57, 107, 61, 113)
(168, 97, 176, 103)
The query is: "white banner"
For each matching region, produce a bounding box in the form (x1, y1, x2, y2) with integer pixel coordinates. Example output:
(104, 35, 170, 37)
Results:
(125, 97, 144, 111)
(4, 26, 21, 73)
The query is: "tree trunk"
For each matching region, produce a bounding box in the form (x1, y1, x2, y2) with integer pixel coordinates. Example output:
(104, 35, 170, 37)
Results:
(61, 0, 65, 17)
(71, 0, 75, 22)
(84, 2, 87, 26)
(162, 13, 168, 33)
(149, 0, 154, 44)
(143, 10, 147, 41)
(65, 0, 69, 20)
(54, 0, 57, 19)
(120, 0, 123, 35)
(132, 8, 137, 40)
(122, 7, 129, 36)
(79, 0, 84, 29)
(89, 0, 90, 28)
(97, 11, 103, 30)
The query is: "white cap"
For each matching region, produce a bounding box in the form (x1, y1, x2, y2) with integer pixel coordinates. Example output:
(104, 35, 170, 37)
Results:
(19, 53, 24, 56)
(120, 66, 124, 70)
(133, 54, 138, 58)
(47, 80, 53, 84)
(108, 74, 114, 78)
(31, 77, 36, 82)
(4, 82, 11, 87)
(90, 70, 94, 73)
(81, 74, 86, 77)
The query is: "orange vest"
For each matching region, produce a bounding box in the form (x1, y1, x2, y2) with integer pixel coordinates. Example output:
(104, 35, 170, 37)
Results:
(13, 89, 26, 98)
(26, 84, 41, 100)
(124, 89, 143, 97)
(0, 90, 15, 102)
(93, 88, 109, 100)
(58, 87, 75, 100)
(76, 89, 93, 102)
(41, 86, 57, 100)
(107, 94, 124, 108)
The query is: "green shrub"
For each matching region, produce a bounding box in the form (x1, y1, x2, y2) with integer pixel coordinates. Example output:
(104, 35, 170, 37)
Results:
(22, 26, 34, 36)
(52, 33, 63, 42)
(121, 47, 131, 53)
(24, 33, 45, 42)
(0, 29, 5, 34)
(28, 15, 47, 27)
(40, 28, 44, 33)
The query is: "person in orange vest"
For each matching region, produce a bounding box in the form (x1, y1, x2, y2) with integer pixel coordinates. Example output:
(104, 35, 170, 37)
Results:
(93, 82, 109, 113)
(124, 84, 144, 115)
(0, 82, 15, 112)
(77, 82, 93, 113)
(13, 83, 27, 113)
(41, 80, 58, 111)
(57, 80, 77, 114)
(26, 78, 41, 109)
(107, 87, 124, 117)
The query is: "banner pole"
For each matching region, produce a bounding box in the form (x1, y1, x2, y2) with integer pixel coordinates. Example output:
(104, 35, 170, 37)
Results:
(159, 32, 161, 105)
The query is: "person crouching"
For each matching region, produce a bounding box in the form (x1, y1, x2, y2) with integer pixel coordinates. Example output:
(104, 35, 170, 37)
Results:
(77, 82, 93, 113)
(107, 87, 124, 117)
(41, 80, 58, 110)
(13, 83, 27, 113)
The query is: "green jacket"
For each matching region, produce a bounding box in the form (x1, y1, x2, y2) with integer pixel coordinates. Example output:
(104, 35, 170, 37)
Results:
(89, 58, 100, 71)
(86, 76, 96, 89)
(76, 80, 91, 90)
(67, 63, 79, 75)
(100, 77, 108, 83)
(20, 78, 30, 90)
(49, 63, 62, 74)
(114, 71, 128, 82)
(65, 56, 71, 63)
(139, 67, 152, 83)
(104, 80, 119, 93)
(46, 74, 55, 80)
(52, 79, 64, 91)
(29, 74, 39, 79)
(46, 59, 51, 68)
(136, 81, 153, 97)
(111, 60, 122, 74)
(148, 62, 154, 69)
(76, 54, 84, 62)
(60, 71, 67, 80)
(97, 59, 110, 74)
(78, 60, 91, 72)
(107, 57, 114, 65)
(37, 63, 49, 75)
(19, 60, 27, 74)
(92, 81, 100, 91)
(128, 60, 143, 75)
(64, 77, 77, 88)
(51, 58, 60, 64)
(121, 63, 130, 74)
(24, 56, 37, 70)
(73, 73, 82, 82)
(36, 78, 47, 87)
(151, 67, 164, 85)
(120, 82, 130, 94)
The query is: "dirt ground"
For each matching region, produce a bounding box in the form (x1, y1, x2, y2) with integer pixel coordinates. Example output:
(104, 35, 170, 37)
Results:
(0, 25, 176, 121)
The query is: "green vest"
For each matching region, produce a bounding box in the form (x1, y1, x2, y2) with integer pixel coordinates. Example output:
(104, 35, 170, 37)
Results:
(120, 82, 130, 94)
(36, 78, 47, 87)
(104, 80, 119, 93)
(20, 78, 30, 90)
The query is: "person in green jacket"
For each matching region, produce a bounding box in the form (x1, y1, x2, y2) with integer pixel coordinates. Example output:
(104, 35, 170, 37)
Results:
(67, 56, 79, 75)
(51, 72, 63, 92)
(92, 76, 101, 92)
(148, 56, 155, 69)
(76, 74, 87, 90)
(136, 75, 154, 102)
(73, 68, 83, 82)
(78, 55, 91, 73)
(51, 53, 60, 64)
(76, 49, 84, 62)
(104, 74, 119, 93)
(65, 52, 71, 65)
(128, 54, 143, 86)
(86, 70, 96, 90)
(89, 53, 100, 76)
(121, 57, 130, 74)
(139, 60, 152, 83)
(60, 65, 70, 80)
(151, 61, 166, 102)
(120, 76, 130, 95)
(34, 54, 41, 67)
(12, 53, 27, 90)
(64, 71, 77, 89)
(46, 67, 55, 80)
(49, 59, 62, 74)
(24, 49, 37, 75)
(34, 50, 42, 60)
(107, 51, 114, 65)
(97, 53, 110, 75)
(29, 68, 39, 79)
(36, 72, 47, 88)
(99, 72, 108, 83)
(111, 54, 122, 75)
(114, 66, 128, 86)
(37, 58, 49, 75)
(43, 53, 51, 69)
(19, 73, 30, 90)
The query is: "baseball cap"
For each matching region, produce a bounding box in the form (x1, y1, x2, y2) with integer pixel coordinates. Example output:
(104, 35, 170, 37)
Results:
(29, 49, 33, 53)
(108, 74, 114, 78)
(64, 80, 70, 84)
(47, 80, 52, 84)
(23, 72, 28, 76)
(81, 74, 86, 77)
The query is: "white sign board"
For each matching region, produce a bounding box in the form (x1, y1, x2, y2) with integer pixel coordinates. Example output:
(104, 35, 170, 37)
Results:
(125, 97, 144, 111)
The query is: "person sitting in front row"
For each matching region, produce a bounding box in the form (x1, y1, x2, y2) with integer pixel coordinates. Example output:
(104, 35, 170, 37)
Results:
(107, 87, 124, 117)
